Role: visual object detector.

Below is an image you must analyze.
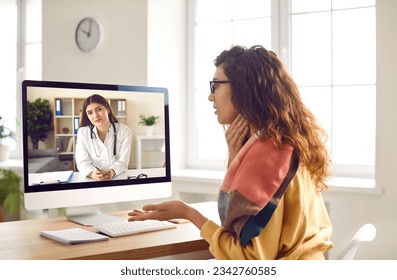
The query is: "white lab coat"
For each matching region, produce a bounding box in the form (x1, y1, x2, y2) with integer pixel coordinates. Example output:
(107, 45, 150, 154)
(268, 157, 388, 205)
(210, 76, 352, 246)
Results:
(75, 123, 132, 178)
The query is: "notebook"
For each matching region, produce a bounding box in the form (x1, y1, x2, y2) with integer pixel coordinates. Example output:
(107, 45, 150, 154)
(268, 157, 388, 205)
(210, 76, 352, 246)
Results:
(40, 228, 109, 245)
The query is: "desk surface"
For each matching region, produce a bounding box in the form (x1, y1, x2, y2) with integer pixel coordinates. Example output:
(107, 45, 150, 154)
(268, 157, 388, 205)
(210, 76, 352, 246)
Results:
(0, 205, 217, 260)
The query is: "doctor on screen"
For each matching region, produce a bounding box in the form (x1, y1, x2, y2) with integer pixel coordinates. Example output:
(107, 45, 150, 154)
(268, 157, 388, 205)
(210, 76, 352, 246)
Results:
(75, 94, 132, 181)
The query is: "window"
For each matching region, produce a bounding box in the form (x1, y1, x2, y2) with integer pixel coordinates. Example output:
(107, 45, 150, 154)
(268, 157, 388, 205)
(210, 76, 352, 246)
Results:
(0, 0, 42, 158)
(188, 0, 272, 169)
(0, 0, 17, 149)
(290, 0, 376, 178)
(188, 0, 376, 179)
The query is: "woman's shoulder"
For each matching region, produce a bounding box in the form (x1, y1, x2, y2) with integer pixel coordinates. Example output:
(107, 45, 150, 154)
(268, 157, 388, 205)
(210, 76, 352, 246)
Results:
(287, 165, 321, 198)
(77, 125, 91, 135)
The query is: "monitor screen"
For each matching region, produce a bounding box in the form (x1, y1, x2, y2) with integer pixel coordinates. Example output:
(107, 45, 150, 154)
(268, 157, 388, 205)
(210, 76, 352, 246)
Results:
(22, 80, 172, 225)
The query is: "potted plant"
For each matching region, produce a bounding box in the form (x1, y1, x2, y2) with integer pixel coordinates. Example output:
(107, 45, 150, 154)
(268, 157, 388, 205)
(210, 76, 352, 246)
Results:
(0, 168, 23, 222)
(139, 114, 159, 136)
(27, 98, 53, 149)
(0, 115, 16, 162)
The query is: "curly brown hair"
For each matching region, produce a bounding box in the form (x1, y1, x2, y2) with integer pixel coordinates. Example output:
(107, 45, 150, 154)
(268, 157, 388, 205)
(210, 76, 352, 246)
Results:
(214, 45, 331, 190)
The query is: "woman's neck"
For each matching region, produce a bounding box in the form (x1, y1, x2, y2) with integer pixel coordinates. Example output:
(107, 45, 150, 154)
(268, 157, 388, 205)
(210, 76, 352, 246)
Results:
(96, 121, 111, 141)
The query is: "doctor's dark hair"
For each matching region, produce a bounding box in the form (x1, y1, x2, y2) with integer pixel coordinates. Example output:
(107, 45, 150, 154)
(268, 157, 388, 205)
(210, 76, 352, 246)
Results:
(79, 94, 119, 127)
(214, 45, 330, 190)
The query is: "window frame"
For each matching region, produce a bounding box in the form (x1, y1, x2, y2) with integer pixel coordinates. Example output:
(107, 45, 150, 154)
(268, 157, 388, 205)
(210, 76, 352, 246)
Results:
(4, 0, 42, 160)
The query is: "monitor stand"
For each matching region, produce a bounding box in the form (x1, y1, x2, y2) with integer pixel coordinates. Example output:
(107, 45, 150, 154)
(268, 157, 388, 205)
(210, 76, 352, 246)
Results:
(66, 205, 126, 226)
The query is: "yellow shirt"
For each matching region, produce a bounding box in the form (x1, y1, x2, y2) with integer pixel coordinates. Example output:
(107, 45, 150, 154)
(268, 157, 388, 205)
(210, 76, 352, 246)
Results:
(200, 166, 333, 260)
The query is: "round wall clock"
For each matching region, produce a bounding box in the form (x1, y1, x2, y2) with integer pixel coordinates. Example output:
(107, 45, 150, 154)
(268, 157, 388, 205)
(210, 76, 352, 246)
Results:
(75, 17, 102, 52)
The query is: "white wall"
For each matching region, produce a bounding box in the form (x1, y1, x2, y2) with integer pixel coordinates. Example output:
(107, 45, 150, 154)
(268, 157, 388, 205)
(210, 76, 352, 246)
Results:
(147, 0, 187, 170)
(43, 0, 186, 171)
(43, 0, 148, 85)
(41, 0, 397, 259)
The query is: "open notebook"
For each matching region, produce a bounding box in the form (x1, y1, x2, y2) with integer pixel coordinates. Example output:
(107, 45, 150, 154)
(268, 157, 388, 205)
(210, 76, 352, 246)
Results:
(31, 170, 74, 185)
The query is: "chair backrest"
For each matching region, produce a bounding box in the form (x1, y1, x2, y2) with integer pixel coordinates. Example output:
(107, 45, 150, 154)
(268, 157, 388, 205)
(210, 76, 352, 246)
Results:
(335, 223, 377, 260)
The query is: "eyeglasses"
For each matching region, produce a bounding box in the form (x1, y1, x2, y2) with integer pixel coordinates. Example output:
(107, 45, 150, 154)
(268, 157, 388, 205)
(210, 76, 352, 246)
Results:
(209, 80, 230, 94)
(127, 173, 148, 180)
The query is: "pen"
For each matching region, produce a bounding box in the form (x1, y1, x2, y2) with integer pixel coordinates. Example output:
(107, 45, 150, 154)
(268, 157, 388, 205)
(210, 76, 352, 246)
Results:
(39, 180, 60, 185)
(91, 162, 100, 171)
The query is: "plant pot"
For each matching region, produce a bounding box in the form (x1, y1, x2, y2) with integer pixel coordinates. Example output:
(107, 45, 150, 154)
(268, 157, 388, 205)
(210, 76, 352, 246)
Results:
(0, 207, 4, 222)
(146, 126, 154, 136)
(0, 145, 10, 162)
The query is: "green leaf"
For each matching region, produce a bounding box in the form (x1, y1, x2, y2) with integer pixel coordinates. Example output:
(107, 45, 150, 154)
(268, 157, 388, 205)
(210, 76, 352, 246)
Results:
(26, 98, 53, 148)
(0, 169, 23, 215)
(139, 114, 160, 126)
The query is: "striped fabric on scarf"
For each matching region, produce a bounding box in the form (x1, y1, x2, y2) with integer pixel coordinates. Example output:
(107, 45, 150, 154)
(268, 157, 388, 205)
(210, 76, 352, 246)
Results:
(218, 135, 299, 245)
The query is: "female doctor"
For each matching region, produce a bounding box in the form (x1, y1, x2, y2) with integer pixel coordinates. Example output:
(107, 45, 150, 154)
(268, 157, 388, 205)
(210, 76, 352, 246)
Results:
(75, 94, 132, 181)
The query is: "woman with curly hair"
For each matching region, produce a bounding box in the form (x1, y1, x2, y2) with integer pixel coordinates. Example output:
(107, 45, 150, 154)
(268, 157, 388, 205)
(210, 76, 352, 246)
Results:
(128, 45, 333, 260)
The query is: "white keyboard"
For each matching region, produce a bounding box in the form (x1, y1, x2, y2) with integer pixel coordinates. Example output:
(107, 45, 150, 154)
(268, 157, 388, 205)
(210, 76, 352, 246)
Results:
(94, 220, 177, 237)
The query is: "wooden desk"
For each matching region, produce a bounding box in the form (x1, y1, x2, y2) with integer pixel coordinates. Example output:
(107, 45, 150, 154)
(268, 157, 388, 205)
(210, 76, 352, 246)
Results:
(0, 210, 211, 260)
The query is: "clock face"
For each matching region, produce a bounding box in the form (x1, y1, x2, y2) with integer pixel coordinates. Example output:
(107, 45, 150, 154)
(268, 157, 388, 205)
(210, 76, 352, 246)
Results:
(75, 17, 101, 52)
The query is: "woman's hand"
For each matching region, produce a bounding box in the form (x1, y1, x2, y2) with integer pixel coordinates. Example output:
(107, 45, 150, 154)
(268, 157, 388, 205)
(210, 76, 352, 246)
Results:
(226, 114, 249, 166)
(128, 201, 190, 221)
(128, 200, 209, 230)
(90, 169, 115, 181)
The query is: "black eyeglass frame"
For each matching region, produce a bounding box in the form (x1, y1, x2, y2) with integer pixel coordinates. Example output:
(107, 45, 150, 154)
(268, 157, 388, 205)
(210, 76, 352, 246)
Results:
(209, 80, 230, 94)
(127, 173, 148, 180)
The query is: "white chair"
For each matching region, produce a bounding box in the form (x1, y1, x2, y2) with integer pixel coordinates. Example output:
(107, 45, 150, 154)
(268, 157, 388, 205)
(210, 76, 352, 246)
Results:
(335, 223, 377, 260)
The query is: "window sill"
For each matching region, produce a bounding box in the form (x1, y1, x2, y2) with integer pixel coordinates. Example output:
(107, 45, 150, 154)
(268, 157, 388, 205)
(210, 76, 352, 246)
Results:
(172, 169, 383, 195)
(172, 169, 225, 185)
(0, 163, 382, 195)
(328, 177, 382, 195)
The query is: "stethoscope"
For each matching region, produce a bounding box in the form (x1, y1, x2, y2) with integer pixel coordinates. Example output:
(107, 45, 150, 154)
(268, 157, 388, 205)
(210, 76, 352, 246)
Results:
(90, 121, 117, 158)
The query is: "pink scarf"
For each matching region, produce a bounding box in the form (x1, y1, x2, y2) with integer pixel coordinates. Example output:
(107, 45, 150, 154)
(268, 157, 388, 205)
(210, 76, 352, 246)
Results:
(218, 135, 299, 245)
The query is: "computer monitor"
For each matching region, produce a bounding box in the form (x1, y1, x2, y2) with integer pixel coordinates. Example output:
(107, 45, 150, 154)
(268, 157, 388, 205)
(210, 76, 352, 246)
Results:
(22, 80, 172, 225)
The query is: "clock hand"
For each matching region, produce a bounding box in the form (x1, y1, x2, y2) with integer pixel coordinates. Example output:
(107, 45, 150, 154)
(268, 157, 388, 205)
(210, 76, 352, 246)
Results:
(81, 29, 89, 36)
(88, 19, 92, 37)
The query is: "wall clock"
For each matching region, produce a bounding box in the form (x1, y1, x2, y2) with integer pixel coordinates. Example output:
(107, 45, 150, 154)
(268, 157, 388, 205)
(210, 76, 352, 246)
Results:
(75, 17, 102, 52)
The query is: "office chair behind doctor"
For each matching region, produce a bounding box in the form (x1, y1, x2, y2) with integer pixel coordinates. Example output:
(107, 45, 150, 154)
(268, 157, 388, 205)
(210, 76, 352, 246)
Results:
(75, 94, 132, 181)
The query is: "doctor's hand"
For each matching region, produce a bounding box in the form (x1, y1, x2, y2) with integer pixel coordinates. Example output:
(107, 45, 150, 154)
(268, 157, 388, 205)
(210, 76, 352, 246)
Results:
(226, 114, 249, 167)
(128, 200, 209, 230)
(90, 169, 115, 181)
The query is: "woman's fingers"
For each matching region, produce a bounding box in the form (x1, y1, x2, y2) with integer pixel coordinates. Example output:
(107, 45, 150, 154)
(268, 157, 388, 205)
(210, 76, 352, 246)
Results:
(226, 115, 250, 166)
(127, 201, 189, 221)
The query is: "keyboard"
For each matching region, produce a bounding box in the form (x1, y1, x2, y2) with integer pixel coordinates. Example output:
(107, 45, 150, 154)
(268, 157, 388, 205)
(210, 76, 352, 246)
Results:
(94, 220, 177, 237)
